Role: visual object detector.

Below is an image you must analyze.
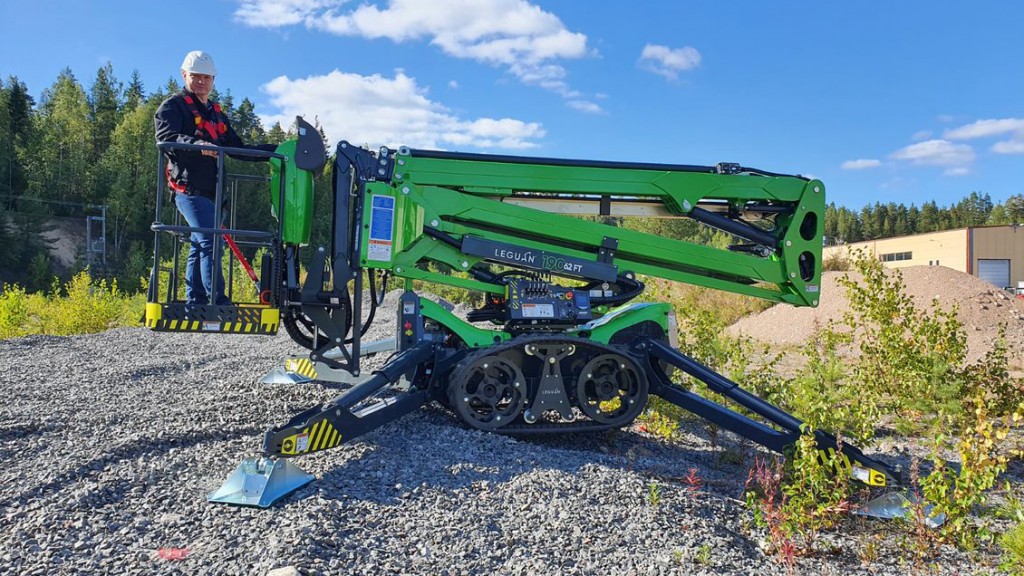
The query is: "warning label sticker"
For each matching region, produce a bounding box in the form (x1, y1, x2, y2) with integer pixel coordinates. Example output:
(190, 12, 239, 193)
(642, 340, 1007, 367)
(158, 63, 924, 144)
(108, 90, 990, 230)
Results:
(368, 239, 392, 261)
(522, 303, 554, 318)
(295, 433, 310, 453)
(281, 432, 310, 455)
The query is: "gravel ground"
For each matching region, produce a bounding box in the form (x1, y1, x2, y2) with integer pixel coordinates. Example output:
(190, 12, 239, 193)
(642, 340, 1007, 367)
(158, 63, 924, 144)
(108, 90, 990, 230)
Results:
(0, 308, 1008, 575)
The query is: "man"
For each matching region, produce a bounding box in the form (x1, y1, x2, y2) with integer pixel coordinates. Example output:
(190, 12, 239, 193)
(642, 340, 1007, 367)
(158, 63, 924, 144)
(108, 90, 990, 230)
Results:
(154, 50, 275, 306)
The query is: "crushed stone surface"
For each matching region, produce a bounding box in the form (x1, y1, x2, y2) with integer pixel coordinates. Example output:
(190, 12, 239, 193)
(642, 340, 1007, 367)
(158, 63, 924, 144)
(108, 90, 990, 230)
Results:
(0, 288, 1009, 575)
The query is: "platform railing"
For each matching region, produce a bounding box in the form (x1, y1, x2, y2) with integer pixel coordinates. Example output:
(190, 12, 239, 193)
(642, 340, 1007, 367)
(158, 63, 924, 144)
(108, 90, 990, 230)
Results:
(149, 142, 287, 307)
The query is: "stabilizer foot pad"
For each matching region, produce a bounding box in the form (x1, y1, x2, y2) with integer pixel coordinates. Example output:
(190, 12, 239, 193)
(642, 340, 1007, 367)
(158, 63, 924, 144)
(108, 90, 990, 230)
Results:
(856, 491, 946, 528)
(208, 456, 314, 508)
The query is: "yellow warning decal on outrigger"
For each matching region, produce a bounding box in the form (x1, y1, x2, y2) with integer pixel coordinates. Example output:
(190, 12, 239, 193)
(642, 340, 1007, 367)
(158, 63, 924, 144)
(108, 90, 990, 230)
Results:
(821, 446, 888, 487)
(145, 302, 279, 335)
(279, 418, 343, 456)
(284, 357, 318, 380)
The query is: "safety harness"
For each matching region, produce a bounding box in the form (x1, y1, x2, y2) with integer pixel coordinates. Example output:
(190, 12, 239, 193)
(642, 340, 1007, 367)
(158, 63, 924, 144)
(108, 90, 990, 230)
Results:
(166, 92, 228, 194)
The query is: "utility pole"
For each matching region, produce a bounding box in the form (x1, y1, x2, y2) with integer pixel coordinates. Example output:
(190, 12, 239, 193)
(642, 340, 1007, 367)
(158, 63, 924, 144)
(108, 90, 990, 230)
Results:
(86, 204, 108, 269)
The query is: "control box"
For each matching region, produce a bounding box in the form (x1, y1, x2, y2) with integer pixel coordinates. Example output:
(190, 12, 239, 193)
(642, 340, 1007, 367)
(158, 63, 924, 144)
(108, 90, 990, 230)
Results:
(506, 280, 592, 324)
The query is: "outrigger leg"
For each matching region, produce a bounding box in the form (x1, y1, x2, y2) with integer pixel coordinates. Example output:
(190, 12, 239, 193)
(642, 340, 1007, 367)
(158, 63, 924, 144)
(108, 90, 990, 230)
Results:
(639, 339, 943, 526)
(209, 341, 437, 507)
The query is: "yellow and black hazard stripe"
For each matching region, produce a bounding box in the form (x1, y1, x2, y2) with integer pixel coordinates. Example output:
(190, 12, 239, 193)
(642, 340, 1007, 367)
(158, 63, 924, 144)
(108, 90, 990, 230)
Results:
(279, 418, 343, 456)
(144, 302, 279, 335)
(284, 358, 318, 380)
(817, 446, 888, 487)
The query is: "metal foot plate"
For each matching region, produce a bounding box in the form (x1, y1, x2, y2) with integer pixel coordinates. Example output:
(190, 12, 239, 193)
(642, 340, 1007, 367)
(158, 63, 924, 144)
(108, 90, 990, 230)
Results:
(856, 491, 946, 528)
(208, 456, 314, 508)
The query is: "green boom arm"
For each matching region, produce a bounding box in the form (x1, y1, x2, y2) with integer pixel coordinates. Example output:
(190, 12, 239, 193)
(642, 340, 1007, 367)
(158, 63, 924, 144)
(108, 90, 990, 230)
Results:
(353, 147, 824, 306)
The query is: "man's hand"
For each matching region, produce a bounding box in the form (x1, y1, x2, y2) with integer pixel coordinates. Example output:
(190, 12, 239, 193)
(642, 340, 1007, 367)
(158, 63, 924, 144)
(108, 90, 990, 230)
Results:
(197, 140, 218, 157)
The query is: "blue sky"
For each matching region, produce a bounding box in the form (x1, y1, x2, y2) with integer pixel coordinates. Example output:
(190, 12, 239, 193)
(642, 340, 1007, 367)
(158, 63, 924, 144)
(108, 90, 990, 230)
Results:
(2, 0, 1022, 209)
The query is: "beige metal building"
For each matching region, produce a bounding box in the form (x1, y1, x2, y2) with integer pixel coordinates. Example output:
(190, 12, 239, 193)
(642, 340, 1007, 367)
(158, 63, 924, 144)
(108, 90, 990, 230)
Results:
(823, 225, 1024, 293)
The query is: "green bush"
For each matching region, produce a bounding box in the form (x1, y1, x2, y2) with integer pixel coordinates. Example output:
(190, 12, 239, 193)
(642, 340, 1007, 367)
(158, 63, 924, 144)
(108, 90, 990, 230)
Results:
(0, 270, 140, 338)
(837, 251, 968, 430)
(745, 426, 853, 560)
(638, 279, 782, 441)
(777, 329, 878, 445)
(0, 284, 30, 339)
(999, 489, 1024, 575)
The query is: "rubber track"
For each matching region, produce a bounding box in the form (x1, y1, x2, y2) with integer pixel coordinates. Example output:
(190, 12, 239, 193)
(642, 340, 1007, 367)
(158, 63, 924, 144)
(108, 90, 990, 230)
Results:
(444, 334, 647, 434)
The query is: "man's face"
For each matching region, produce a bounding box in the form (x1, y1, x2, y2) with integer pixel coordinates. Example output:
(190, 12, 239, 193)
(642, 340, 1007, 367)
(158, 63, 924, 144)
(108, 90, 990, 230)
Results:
(181, 71, 214, 99)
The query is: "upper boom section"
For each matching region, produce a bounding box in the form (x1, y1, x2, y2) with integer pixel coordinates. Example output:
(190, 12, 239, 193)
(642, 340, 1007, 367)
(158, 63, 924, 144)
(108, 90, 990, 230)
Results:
(336, 143, 825, 307)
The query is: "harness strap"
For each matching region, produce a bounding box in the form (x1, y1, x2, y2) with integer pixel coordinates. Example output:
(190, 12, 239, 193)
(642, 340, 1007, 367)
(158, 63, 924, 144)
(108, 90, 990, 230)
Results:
(182, 94, 228, 142)
(167, 92, 228, 193)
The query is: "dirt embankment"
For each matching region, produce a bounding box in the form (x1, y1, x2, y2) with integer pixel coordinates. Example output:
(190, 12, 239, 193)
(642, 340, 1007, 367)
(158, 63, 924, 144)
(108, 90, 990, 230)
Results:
(728, 266, 1024, 366)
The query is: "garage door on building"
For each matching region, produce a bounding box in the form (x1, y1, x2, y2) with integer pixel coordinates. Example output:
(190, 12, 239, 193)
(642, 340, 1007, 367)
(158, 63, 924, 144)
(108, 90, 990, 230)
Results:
(977, 259, 1010, 288)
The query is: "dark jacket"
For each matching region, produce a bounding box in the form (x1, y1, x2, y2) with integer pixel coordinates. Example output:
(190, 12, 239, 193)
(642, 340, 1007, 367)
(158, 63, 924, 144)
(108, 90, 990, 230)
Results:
(154, 90, 275, 198)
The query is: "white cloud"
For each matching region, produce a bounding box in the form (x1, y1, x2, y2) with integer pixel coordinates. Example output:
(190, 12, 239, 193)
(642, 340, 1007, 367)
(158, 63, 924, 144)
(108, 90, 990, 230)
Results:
(567, 100, 604, 114)
(234, 0, 338, 27)
(890, 139, 974, 167)
(234, 0, 594, 106)
(840, 158, 881, 170)
(993, 139, 1024, 154)
(448, 80, 459, 89)
(944, 118, 1024, 140)
(911, 130, 932, 141)
(944, 167, 970, 176)
(638, 44, 701, 80)
(259, 69, 545, 150)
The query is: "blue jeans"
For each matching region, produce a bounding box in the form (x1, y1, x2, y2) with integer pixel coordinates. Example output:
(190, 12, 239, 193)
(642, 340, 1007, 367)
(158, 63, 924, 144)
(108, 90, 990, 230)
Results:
(174, 193, 230, 306)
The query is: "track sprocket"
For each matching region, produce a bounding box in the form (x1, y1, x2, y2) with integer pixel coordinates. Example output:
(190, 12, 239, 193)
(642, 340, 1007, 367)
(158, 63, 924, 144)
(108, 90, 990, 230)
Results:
(449, 354, 527, 431)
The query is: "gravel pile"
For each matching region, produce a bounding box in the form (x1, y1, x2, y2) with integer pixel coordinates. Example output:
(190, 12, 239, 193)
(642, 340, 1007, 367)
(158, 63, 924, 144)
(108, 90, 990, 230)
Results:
(728, 266, 1024, 366)
(0, 294, 995, 575)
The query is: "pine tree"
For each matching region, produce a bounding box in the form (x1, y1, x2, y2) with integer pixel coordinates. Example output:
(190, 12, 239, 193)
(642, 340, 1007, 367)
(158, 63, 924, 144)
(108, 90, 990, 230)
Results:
(892, 203, 910, 237)
(266, 122, 286, 145)
(919, 201, 940, 233)
(823, 202, 838, 243)
(907, 204, 920, 234)
(0, 82, 11, 196)
(232, 98, 265, 143)
(216, 89, 234, 116)
(161, 77, 181, 99)
(1006, 194, 1024, 225)
(954, 191, 992, 227)
(858, 205, 875, 240)
(88, 62, 122, 162)
(4, 76, 33, 198)
(123, 69, 145, 113)
(988, 204, 1010, 226)
(836, 207, 861, 242)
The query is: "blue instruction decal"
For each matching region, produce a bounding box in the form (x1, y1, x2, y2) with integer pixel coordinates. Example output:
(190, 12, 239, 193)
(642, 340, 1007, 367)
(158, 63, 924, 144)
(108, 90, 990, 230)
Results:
(368, 195, 395, 261)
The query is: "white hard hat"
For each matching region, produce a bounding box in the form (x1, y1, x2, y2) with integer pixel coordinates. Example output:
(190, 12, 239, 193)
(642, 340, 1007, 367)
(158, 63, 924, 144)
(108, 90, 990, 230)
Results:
(181, 51, 217, 76)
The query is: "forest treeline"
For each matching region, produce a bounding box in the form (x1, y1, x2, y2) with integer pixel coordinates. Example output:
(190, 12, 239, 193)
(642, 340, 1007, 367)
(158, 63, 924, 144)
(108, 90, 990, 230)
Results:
(0, 63, 332, 292)
(824, 192, 1024, 245)
(1, 63, 1022, 292)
